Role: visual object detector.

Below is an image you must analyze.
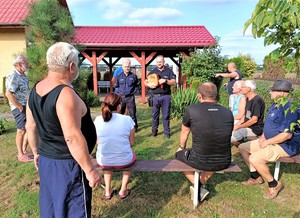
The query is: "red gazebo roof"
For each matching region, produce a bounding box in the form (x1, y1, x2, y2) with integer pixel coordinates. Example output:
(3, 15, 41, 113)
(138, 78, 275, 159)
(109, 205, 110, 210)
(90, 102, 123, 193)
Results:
(0, 0, 69, 25)
(73, 26, 215, 47)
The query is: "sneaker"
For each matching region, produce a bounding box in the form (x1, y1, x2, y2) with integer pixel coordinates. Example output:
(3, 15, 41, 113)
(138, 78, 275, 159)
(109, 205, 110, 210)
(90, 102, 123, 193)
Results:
(190, 186, 209, 202)
(263, 181, 284, 199)
(199, 186, 209, 202)
(241, 177, 264, 186)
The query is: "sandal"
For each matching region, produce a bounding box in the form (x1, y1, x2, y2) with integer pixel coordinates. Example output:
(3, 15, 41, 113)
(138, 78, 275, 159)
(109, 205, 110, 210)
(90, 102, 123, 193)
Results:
(119, 189, 131, 200)
(105, 190, 116, 200)
(17, 154, 33, 163)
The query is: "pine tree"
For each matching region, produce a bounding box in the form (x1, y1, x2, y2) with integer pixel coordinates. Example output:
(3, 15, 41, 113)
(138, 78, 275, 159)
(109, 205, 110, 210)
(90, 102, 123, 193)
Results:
(24, 0, 74, 85)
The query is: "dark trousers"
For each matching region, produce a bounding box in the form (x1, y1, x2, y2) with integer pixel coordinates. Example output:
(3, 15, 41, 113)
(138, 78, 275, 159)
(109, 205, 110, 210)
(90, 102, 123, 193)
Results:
(121, 95, 138, 129)
(152, 94, 171, 135)
(39, 155, 92, 218)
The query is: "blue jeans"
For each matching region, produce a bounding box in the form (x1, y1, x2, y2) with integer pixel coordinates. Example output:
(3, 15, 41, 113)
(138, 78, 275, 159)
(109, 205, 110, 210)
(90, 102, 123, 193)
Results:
(152, 94, 171, 135)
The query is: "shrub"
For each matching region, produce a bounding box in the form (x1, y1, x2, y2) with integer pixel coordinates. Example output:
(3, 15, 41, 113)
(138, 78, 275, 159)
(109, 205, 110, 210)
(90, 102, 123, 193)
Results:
(85, 90, 101, 107)
(72, 69, 90, 102)
(227, 54, 257, 78)
(171, 88, 198, 119)
(263, 56, 287, 79)
(0, 118, 6, 134)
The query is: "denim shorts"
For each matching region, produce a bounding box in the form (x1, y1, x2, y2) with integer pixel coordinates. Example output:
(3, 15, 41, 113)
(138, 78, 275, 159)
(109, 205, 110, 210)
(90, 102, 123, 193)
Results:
(12, 105, 26, 130)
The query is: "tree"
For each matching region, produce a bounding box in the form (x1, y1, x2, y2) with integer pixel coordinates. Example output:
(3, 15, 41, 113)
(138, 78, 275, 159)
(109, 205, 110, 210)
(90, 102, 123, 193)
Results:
(180, 37, 227, 84)
(243, 0, 300, 76)
(24, 0, 74, 85)
(227, 54, 258, 78)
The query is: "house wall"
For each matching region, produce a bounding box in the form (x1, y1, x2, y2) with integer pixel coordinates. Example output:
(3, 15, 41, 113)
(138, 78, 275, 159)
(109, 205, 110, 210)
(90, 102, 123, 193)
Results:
(0, 28, 26, 95)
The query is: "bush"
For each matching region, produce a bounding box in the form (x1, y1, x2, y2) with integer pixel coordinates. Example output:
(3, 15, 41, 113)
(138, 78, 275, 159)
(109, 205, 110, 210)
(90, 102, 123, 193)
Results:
(171, 88, 199, 119)
(227, 54, 257, 78)
(263, 56, 287, 79)
(72, 69, 90, 102)
(85, 90, 101, 107)
(0, 118, 6, 134)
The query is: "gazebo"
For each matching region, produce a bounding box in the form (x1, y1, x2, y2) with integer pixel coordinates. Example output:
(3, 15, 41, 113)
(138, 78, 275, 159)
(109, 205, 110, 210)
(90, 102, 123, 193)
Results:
(73, 26, 216, 103)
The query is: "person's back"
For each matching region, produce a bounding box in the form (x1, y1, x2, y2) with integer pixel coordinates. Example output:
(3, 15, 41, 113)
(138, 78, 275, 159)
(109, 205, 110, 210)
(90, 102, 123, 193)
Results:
(176, 82, 233, 202)
(95, 113, 134, 166)
(185, 102, 233, 170)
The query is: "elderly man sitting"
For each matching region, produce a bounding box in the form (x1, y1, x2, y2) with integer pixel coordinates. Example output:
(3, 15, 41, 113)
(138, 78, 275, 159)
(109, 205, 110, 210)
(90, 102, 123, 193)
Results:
(239, 80, 300, 199)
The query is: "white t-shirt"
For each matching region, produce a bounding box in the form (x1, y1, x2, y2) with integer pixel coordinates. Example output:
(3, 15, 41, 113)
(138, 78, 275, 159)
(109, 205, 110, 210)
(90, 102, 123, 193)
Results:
(94, 113, 135, 166)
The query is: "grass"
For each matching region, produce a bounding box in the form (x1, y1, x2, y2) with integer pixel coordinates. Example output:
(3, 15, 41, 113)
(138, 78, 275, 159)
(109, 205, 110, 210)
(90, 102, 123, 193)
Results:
(0, 102, 300, 217)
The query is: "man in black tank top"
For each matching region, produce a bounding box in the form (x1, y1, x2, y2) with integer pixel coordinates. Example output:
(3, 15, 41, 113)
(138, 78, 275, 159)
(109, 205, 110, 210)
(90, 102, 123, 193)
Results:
(26, 42, 103, 218)
(176, 82, 233, 202)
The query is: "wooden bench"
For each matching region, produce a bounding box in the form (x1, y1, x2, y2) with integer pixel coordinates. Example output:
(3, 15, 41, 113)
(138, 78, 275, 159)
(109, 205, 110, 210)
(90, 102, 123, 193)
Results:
(273, 154, 300, 180)
(97, 81, 110, 93)
(92, 159, 242, 208)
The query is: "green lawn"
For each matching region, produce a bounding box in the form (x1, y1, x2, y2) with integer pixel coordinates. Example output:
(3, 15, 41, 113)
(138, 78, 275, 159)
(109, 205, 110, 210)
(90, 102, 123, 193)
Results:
(0, 103, 299, 217)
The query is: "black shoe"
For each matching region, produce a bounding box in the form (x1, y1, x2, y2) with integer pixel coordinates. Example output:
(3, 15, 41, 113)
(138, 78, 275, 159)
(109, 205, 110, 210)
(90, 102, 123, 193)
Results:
(151, 131, 157, 137)
(164, 134, 170, 139)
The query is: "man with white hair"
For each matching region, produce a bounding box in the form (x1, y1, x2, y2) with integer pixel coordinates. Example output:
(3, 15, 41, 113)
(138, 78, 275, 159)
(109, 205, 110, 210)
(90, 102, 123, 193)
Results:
(231, 80, 265, 146)
(5, 54, 31, 162)
(26, 42, 103, 217)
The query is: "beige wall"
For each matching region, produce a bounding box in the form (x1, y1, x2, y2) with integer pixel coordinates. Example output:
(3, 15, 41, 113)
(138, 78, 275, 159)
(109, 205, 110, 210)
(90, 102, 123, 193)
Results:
(0, 28, 26, 95)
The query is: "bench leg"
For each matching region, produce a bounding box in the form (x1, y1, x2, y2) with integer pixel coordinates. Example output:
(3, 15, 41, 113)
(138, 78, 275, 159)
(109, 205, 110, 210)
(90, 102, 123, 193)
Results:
(193, 171, 199, 209)
(274, 161, 281, 181)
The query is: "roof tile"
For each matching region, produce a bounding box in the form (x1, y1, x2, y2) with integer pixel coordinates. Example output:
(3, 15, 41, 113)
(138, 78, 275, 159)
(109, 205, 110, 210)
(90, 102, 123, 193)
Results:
(73, 26, 215, 47)
(0, 0, 32, 25)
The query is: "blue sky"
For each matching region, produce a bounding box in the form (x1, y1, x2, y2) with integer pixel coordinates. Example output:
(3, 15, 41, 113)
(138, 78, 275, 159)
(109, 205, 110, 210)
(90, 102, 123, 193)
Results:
(66, 0, 277, 64)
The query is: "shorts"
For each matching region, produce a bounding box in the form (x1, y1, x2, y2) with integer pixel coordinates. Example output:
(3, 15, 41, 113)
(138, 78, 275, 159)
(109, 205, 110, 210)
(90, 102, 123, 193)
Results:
(175, 149, 230, 171)
(231, 127, 257, 142)
(39, 155, 92, 218)
(12, 105, 26, 130)
(239, 139, 289, 162)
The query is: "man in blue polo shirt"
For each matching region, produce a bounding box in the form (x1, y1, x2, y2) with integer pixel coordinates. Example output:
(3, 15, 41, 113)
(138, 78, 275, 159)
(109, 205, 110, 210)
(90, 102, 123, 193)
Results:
(239, 80, 300, 200)
(144, 55, 176, 138)
(114, 59, 138, 131)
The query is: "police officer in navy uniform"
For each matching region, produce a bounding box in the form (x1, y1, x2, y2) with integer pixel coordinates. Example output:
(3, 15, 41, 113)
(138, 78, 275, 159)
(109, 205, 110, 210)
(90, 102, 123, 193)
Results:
(144, 55, 176, 138)
(114, 58, 138, 131)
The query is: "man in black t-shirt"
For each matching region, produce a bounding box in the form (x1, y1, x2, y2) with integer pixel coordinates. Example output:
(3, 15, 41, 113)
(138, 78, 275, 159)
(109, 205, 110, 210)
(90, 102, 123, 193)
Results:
(231, 80, 265, 146)
(176, 82, 234, 202)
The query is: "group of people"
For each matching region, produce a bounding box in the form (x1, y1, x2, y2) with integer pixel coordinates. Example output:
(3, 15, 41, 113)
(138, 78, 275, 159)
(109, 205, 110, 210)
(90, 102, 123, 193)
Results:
(4, 42, 300, 217)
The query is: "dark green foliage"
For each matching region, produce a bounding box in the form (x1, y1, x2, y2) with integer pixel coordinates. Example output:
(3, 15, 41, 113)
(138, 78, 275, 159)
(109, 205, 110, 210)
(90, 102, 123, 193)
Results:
(171, 88, 199, 119)
(85, 90, 101, 107)
(227, 55, 257, 78)
(24, 0, 74, 86)
(180, 37, 227, 84)
(72, 69, 90, 102)
(0, 118, 6, 134)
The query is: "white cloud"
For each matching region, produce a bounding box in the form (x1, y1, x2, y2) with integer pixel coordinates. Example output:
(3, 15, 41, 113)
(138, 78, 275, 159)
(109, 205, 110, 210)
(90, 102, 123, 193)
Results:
(220, 28, 277, 64)
(96, 0, 133, 20)
(129, 8, 183, 20)
(67, 0, 95, 6)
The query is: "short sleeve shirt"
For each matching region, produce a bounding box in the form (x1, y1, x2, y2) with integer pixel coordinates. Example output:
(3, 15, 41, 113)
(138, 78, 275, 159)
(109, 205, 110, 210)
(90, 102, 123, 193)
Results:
(5, 69, 30, 110)
(114, 72, 138, 96)
(264, 102, 300, 156)
(147, 67, 176, 95)
(244, 95, 265, 136)
(182, 102, 234, 171)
